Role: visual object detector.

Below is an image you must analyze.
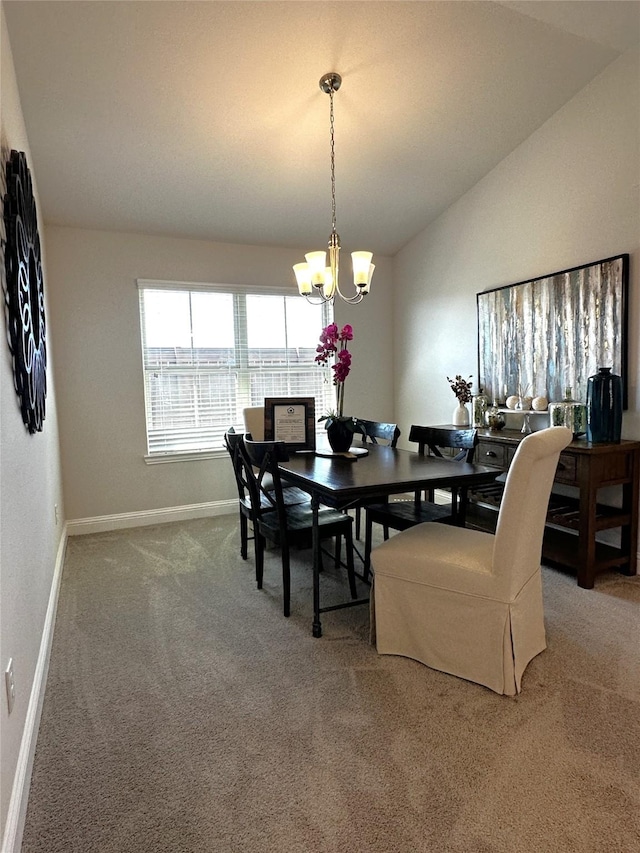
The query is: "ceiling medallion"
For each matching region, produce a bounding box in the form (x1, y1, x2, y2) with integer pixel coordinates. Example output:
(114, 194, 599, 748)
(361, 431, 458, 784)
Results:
(3, 149, 47, 433)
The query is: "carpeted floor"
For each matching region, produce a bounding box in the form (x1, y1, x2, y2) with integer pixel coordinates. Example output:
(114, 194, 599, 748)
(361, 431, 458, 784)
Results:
(21, 515, 640, 852)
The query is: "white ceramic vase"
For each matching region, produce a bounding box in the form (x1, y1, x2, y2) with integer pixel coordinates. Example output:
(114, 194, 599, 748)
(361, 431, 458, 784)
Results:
(452, 401, 470, 426)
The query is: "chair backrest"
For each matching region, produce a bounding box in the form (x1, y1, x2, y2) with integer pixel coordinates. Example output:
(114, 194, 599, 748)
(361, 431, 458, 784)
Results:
(224, 428, 250, 501)
(493, 426, 572, 595)
(243, 406, 265, 441)
(408, 425, 477, 462)
(242, 437, 290, 523)
(354, 419, 401, 447)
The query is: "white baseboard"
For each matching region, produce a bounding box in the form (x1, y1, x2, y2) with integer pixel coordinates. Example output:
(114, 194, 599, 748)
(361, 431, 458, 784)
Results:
(66, 499, 237, 536)
(1, 526, 68, 853)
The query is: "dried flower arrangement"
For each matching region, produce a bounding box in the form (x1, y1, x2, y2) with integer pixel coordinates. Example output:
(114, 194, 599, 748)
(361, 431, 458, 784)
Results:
(447, 374, 473, 404)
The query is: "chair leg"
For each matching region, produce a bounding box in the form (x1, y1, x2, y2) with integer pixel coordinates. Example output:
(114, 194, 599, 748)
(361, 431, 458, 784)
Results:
(334, 534, 341, 568)
(240, 513, 248, 560)
(383, 524, 390, 541)
(355, 506, 362, 539)
(345, 526, 357, 599)
(363, 512, 373, 582)
(255, 531, 265, 589)
(282, 543, 291, 618)
(446, 486, 457, 523)
(457, 487, 468, 526)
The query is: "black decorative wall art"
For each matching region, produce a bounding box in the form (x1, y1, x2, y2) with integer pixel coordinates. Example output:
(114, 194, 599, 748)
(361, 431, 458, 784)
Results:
(3, 149, 47, 433)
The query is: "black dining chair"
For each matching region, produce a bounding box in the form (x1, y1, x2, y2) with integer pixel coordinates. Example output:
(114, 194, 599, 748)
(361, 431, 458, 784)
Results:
(241, 437, 358, 617)
(354, 419, 402, 447)
(364, 425, 478, 577)
(223, 429, 307, 563)
(350, 419, 401, 539)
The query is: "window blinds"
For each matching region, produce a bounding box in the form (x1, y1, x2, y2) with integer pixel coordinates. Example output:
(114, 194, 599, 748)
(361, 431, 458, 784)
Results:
(138, 282, 334, 455)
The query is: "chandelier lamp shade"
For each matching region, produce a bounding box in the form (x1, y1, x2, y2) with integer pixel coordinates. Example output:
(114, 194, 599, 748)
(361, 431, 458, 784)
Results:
(293, 73, 375, 305)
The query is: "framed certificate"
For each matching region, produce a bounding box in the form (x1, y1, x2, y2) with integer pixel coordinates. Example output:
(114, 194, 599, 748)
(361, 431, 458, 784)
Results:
(264, 397, 316, 452)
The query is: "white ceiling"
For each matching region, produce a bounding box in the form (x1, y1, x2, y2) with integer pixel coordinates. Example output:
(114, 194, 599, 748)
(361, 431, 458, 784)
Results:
(4, 1, 640, 256)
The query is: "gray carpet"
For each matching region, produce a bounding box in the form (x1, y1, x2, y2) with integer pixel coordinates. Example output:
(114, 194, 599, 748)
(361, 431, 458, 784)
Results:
(21, 516, 640, 852)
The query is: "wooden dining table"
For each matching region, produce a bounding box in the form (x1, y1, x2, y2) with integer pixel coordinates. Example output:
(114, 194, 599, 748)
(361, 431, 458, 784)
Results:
(278, 443, 499, 637)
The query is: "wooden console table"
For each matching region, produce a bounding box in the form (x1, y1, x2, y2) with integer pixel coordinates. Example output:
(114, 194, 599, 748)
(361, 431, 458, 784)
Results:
(466, 428, 640, 589)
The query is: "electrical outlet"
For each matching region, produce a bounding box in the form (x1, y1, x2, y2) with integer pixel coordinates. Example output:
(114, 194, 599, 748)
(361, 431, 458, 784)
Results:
(5, 659, 15, 714)
(54, 503, 59, 525)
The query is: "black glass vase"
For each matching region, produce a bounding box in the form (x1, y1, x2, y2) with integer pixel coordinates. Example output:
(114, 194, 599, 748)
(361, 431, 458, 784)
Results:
(586, 367, 622, 443)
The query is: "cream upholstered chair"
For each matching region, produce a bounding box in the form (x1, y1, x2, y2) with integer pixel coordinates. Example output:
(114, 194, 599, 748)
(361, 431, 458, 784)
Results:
(371, 426, 572, 696)
(243, 406, 265, 440)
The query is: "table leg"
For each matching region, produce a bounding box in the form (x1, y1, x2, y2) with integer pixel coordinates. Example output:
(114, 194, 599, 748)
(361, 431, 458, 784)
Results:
(621, 476, 639, 577)
(577, 475, 597, 589)
(311, 494, 322, 638)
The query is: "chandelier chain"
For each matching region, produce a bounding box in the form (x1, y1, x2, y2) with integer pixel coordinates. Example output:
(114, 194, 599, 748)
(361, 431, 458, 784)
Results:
(329, 87, 337, 233)
(292, 71, 373, 304)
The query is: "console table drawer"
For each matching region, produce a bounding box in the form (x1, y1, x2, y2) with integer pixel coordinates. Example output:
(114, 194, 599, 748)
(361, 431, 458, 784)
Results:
(555, 452, 577, 485)
(477, 440, 508, 469)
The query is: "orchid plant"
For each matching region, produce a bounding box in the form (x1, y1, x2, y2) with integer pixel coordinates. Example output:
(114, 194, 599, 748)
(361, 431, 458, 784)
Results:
(315, 322, 354, 424)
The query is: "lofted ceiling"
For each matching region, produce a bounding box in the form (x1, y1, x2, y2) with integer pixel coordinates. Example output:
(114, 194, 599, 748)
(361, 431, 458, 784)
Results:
(4, 1, 640, 257)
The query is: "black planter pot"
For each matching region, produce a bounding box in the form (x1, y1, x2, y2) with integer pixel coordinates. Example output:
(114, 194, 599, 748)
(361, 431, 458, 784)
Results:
(326, 418, 354, 452)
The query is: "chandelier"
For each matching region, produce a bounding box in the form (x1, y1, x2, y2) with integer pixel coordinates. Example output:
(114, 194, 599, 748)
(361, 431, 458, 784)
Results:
(293, 73, 375, 305)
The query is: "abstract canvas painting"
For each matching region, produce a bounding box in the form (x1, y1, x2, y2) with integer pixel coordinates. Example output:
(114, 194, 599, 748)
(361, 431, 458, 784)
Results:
(477, 254, 628, 407)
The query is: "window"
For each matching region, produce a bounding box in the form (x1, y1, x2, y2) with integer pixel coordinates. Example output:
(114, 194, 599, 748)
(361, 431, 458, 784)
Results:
(137, 281, 334, 457)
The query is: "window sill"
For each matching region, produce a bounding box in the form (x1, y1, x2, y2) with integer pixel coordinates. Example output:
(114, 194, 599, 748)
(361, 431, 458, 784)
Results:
(144, 449, 226, 465)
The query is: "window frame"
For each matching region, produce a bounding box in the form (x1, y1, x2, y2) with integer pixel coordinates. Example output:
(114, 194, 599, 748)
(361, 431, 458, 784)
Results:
(137, 279, 333, 462)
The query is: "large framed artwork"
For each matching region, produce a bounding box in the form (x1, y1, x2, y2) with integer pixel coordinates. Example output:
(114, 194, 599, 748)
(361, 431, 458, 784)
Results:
(477, 254, 628, 407)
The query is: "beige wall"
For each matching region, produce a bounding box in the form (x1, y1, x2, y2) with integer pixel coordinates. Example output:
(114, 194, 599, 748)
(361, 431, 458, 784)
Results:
(2, 17, 638, 849)
(43, 226, 394, 521)
(393, 46, 640, 443)
(0, 7, 65, 845)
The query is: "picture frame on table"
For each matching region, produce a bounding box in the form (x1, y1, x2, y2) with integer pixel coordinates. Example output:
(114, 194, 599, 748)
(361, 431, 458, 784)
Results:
(264, 397, 316, 452)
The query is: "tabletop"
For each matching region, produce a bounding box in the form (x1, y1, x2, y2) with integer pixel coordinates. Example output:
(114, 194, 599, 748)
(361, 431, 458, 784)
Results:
(278, 443, 498, 506)
(278, 442, 499, 638)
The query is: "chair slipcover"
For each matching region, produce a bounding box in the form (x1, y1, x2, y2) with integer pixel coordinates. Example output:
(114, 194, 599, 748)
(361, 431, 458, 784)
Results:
(371, 426, 572, 695)
(243, 407, 265, 440)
